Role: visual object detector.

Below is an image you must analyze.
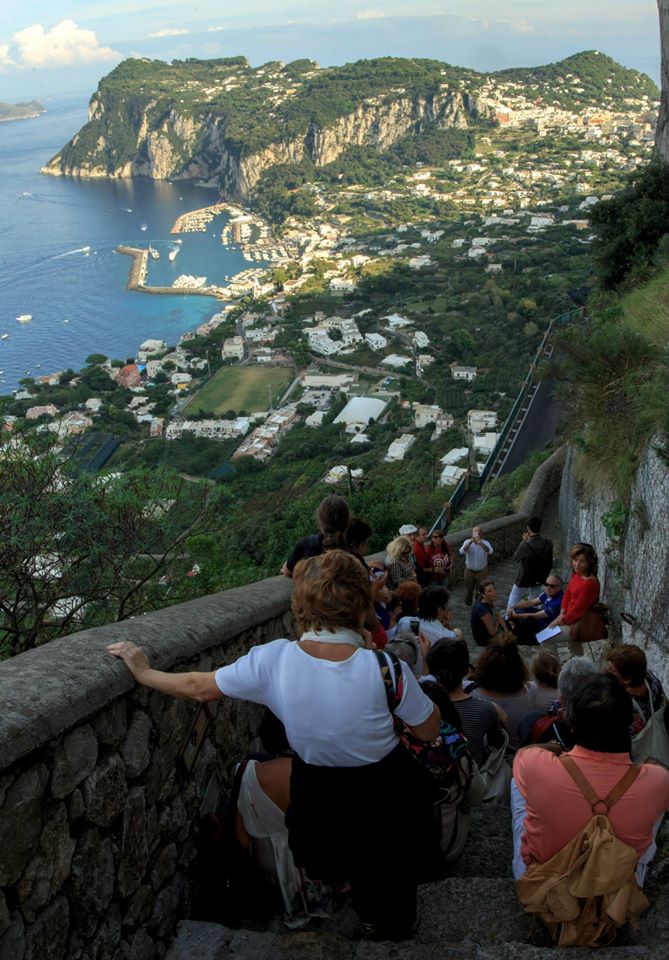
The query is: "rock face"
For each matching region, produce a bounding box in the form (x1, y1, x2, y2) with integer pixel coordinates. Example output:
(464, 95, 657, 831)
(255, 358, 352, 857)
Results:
(42, 88, 483, 199)
(559, 442, 669, 683)
(656, 0, 669, 160)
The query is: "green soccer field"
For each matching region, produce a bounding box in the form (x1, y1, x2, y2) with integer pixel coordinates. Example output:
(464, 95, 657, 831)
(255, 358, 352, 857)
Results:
(185, 365, 293, 415)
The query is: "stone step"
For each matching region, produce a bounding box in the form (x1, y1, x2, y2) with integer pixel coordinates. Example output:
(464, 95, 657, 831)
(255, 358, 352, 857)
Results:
(445, 803, 514, 879)
(165, 917, 669, 960)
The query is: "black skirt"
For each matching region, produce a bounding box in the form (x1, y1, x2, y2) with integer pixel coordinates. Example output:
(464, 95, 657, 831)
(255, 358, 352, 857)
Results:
(286, 742, 440, 938)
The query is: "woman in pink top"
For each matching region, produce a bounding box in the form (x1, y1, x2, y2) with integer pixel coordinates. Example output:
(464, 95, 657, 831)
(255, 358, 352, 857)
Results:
(549, 543, 600, 657)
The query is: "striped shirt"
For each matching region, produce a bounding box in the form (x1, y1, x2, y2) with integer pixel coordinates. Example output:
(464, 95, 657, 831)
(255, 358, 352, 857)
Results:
(453, 696, 506, 767)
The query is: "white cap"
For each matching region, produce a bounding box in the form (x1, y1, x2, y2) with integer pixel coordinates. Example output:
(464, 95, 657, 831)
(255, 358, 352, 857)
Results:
(399, 524, 418, 536)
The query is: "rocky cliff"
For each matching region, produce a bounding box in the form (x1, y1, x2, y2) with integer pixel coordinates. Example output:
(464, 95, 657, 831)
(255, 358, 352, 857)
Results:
(43, 88, 481, 199)
(559, 441, 669, 684)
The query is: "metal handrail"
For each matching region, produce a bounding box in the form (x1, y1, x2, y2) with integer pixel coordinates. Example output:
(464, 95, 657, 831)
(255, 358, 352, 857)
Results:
(431, 308, 580, 531)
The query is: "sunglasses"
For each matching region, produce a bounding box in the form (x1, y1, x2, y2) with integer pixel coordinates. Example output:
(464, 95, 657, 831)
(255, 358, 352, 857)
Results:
(543, 582, 559, 589)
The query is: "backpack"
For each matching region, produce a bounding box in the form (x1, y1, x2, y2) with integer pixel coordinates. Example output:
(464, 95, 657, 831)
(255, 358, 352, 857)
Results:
(374, 651, 482, 865)
(516, 755, 649, 947)
(373, 651, 476, 804)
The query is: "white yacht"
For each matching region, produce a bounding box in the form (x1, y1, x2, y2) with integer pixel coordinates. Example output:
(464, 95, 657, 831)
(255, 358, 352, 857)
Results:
(16, 314, 32, 323)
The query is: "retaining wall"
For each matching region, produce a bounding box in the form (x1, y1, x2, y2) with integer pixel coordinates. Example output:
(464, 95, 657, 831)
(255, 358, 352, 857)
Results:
(0, 447, 565, 960)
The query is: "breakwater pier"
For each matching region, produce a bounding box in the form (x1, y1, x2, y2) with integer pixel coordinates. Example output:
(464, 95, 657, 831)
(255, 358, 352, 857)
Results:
(115, 246, 228, 300)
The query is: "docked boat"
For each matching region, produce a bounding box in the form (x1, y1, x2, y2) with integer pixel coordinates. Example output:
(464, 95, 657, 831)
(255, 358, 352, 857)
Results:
(16, 314, 32, 323)
(149, 246, 160, 260)
(168, 247, 179, 262)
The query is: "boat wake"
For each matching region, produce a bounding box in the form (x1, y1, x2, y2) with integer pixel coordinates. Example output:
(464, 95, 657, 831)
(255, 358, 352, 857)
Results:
(53, 246, 91, 259)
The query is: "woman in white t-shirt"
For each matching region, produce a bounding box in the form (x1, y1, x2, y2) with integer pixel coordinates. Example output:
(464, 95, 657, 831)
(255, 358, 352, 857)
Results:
(108, 549, 440, 941)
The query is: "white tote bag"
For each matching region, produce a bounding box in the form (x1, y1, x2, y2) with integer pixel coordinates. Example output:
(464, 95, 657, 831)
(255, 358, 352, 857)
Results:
(631, 682, 669, 769)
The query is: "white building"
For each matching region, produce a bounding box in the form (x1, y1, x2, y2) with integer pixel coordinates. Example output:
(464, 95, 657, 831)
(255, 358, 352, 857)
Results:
(439, 465, 468, 487)
(451, 365, 478, 382)
(473, 432, 500, 456)
(381, 354, 412, 369)
(165, 417, 250, 440)
(365, 333, 388, 351)
(440, 447, 469, 466)
(408, 255, 433, 270)
(329, 277, 356, 293)
(85, 398, 103, 413)
(303, 373, 355, 391)
(324, 465, 365, 485)
(384, 434, 416, 463)
(222, 336, 245, 362)
(413, 331, 430, 348)
(305, 411, 326, 428)
(467, 409, 498, 433)
(383, 313, 413, 330)
(137, 338, 167, 359)
(170, 371, 192, 386)
(414, 404, 442, 429)
(333, 396, 387, 434)
(308, 329, 341, 356)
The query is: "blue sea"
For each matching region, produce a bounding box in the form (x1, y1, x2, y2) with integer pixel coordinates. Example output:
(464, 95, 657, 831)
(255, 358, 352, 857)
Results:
(0, 94, 256, 392)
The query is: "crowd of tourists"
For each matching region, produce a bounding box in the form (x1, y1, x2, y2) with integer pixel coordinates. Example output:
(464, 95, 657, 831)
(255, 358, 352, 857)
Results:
(108, 495, 669, 946)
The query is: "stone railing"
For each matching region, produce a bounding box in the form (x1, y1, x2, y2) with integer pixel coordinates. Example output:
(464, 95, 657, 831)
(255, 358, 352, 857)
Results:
(0, 447, 565, 960)
(0, 577, 292, 960)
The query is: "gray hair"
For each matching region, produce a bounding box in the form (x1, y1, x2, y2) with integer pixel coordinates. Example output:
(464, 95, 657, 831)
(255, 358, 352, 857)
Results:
(557, 656, 598, 701)
(386, 633, 418, 670)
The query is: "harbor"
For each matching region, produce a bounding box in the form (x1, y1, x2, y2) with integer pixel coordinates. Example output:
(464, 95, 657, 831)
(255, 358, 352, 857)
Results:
(115, 246, 229, 299)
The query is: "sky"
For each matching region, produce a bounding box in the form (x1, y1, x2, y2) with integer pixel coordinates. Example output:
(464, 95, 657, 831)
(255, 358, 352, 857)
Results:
(0, 1, 661, 102)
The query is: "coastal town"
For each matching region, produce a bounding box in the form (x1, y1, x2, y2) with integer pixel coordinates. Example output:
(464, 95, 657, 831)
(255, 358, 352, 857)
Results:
(1, 53, 657, 495)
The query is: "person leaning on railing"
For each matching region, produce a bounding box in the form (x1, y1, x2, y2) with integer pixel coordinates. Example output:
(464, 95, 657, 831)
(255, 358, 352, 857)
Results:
(108, 549, 440, 942)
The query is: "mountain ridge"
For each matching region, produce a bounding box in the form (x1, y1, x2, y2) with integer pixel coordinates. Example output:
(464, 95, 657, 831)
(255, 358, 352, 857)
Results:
(41, 52, 656, 200)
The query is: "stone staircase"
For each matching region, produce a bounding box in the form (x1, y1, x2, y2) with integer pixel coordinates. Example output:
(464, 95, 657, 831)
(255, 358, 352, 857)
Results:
(165, 800, 669, 960)
(165, 510, 669, 959)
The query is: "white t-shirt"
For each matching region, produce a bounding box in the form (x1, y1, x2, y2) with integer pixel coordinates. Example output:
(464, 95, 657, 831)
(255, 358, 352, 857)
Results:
(215, 639, 433, 766)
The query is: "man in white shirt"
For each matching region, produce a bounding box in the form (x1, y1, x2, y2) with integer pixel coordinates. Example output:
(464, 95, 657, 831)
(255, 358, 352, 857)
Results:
(459, 526, 493, 605)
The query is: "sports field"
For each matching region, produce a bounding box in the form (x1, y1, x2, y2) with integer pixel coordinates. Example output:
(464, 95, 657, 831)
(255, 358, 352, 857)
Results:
(185, 365, 293, 415)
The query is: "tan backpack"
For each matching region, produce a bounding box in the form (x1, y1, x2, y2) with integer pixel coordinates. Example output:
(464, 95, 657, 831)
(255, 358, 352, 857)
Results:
(516, 755, 649, 947)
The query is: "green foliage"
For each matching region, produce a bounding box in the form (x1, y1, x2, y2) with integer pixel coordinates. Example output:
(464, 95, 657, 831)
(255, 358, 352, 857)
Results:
(0, 435, 228, 657)
(550, 276, 669, 495)
(601, 501, 628, 542)
(496, 51, 657, 110)
(590, 161, 669, 290)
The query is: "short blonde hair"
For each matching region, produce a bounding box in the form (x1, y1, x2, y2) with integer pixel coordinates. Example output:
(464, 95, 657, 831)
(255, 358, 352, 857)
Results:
(292, 549, 370, 634)
(386, 536, 413, 562)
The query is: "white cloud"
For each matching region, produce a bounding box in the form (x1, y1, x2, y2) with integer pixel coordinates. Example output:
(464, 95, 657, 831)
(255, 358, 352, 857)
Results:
(207, 26, 226, 33)
(12, 20, 119, 68)
(0, 44, 14, 69)
(495, 18, 535, 34)
(356, 10, 386, 20)
(149, 28, 189, 38)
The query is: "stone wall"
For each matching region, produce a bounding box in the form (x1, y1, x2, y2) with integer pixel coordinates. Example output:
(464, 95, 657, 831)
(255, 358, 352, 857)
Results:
(559, 441, 669, 687)
(0, 577, 292, 960)
(0, 446, 566, 960)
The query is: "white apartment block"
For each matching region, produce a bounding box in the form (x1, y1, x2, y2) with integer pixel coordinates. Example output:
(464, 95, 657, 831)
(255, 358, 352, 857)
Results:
(365, 333, 388, 351)
(165, 418, 250, 440)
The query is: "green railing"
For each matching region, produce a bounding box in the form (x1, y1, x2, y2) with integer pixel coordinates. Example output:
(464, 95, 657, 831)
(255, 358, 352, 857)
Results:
(430, 307, 582, 534)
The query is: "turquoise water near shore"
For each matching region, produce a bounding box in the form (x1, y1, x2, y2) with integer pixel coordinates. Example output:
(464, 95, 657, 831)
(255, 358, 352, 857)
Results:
(0, 94, 255, 391)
